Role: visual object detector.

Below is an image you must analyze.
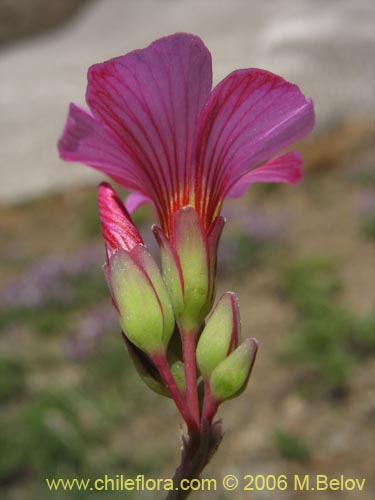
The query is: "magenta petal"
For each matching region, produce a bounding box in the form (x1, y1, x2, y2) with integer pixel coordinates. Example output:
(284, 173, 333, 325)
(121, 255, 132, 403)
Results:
(227, 151, 303, 198)
(86, 33, 212, 220)
(124, 192, 151, 214)
(195, 69, 314, 202)
(58, 103, 144, 191)
(98, 182, 143, 256)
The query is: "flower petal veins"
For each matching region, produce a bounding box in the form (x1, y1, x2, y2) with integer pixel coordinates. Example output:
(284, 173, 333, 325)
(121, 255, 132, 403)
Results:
(59, 34, 314, 231)
(98, 182, 143, 256)
(227, 151, 303, 198)
(86, 33, 212, 230)
(194, 69, 314, 224)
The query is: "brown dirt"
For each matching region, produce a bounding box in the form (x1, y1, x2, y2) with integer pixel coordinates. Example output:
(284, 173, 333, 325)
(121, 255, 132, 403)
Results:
(0, 0, 92, 45)
(0, 121, 374, 500)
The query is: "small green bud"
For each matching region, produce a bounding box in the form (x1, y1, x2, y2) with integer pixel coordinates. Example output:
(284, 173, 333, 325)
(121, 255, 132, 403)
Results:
(196, 292, 240, 377)
(210, 338, 258, 401)
(110, 246, 174, 354)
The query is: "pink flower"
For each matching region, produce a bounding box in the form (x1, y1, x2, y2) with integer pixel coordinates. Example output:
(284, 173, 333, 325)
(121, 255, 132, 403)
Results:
(58, 33, 314, 235)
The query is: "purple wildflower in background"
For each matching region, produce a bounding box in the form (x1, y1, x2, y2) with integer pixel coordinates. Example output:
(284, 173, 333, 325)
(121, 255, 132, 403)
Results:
(0, 245, 103, 310)
(64, 304, 117, 361)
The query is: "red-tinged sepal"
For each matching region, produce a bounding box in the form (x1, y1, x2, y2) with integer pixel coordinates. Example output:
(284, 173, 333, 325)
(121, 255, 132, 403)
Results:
(154, 207, 225, 333)
(210, 338, 258, 402)
(205, 215, 226, 316)
(153, 225, 185, 319)
(196, 292, 240, 378)
(169, 206, 211, 332)
(109, 246, 175, 355)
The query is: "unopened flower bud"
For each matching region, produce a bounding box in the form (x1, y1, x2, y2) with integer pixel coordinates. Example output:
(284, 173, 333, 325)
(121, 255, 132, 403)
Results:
(98, 183, 175, 355)
(196, 292, 240, 377)
(210, 338, 258, 401)
(109, 245, 174, 354)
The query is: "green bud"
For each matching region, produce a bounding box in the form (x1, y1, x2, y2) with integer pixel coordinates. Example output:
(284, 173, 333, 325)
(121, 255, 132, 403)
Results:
(110, 246, 174, 354)
(210, 338, 258, 401)
(196, 292, 240, 377)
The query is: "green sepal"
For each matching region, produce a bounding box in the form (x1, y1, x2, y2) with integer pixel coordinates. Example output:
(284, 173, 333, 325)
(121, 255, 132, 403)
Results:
(153, 225, 184, 319)
(132, 245, 175, 347)
(110, 246, 174, 354)
(205, 216, 225, 317)
(170, 206, 210, 331)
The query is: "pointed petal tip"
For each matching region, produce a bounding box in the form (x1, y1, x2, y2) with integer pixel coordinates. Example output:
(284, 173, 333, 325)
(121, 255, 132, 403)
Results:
(58, 102, 93, 159)
(57, 102, 78, 159)
(97, 181, 121, 208)
(98, 180, 112, 191)
(98, 183, 143, 254)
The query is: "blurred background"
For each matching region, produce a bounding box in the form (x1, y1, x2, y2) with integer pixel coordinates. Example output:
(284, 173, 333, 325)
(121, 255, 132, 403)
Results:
(0, 1, 374, 499)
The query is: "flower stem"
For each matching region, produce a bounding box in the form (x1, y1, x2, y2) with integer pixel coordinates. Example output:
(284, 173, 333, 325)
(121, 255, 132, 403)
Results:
(181, 331, 200, 429)
(152, 353, 196, 429)
(201, 379, 219, 424)
(165, 421, 223, 500)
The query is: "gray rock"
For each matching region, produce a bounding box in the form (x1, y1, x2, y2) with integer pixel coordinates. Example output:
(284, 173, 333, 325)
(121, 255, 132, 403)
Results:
(0, 0, 373, 203)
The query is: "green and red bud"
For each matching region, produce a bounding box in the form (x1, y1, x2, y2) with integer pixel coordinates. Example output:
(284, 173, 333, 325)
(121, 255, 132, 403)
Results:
(153, 206, 225, 333)
(99, 183, 174, 355)
(209, 338, 258, 401)
(98, 182, 143, 256)
(196, 292, 240, 377)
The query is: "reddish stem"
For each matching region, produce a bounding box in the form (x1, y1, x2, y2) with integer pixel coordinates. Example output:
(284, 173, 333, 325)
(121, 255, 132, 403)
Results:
(152, 352, 196, 429)
(201, 379, 219, 425)
(181, 331, 200, 429)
